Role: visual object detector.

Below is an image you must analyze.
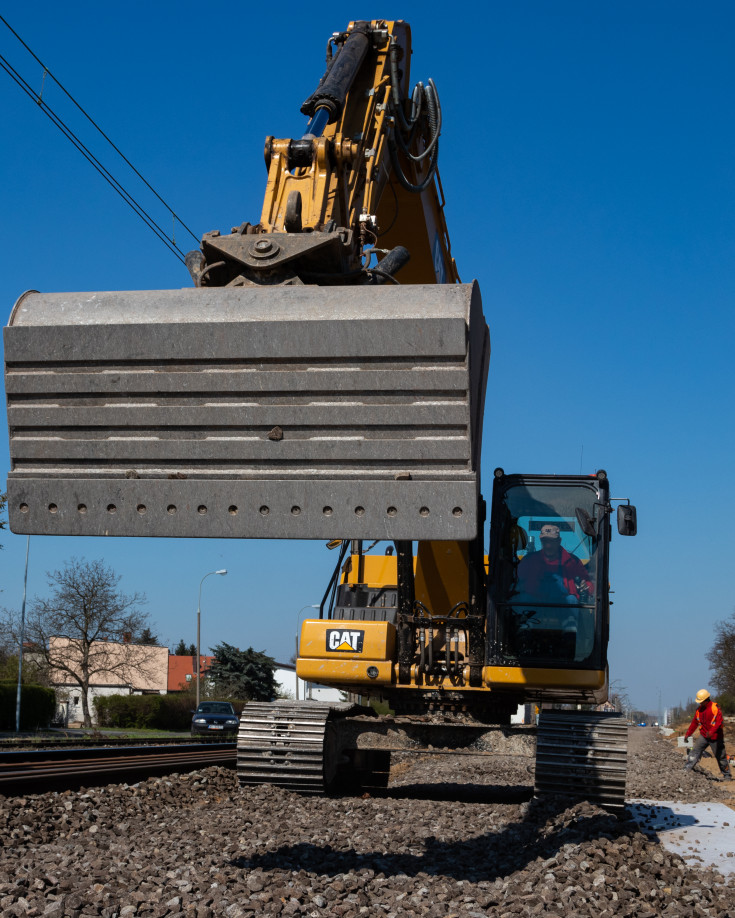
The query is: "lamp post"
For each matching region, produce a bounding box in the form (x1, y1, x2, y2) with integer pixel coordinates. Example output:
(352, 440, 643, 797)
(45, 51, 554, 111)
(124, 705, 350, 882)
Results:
(196, 569, 227, 708)
(295, 604, 319, 701)
(15, 535, 31, 733)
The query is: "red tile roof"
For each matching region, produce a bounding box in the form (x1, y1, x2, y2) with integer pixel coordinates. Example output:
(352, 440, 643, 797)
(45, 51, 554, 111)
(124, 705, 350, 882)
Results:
(168, 655, 215, 691)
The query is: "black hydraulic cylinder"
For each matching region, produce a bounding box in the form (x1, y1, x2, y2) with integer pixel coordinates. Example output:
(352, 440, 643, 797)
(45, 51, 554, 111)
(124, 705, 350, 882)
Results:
(301, 22, 371, 124)
(374, 246, 410, 283)
(395, 539, 416, 684)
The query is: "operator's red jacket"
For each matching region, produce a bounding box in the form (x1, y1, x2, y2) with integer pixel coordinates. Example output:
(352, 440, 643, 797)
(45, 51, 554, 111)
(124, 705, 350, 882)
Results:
(685, 700, 724, 742)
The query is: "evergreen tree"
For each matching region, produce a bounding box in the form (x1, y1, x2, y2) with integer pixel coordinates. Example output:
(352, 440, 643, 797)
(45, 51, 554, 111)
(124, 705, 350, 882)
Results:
(208, 642, 277, 701)
(138, 627, 159, 645)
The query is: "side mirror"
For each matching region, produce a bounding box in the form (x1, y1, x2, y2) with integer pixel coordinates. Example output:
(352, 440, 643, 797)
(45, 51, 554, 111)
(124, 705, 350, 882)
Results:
(575, 507, 597, 538)
(617, 504, 637, 536)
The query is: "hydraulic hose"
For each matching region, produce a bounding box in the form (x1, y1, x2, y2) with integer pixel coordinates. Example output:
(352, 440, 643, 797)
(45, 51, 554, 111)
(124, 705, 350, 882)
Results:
(388, 136, 439, 194)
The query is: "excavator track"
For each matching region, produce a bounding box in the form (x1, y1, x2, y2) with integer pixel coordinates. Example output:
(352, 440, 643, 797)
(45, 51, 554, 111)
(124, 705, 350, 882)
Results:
(534, 710, 628, 812)
(236, 701, 361, 794)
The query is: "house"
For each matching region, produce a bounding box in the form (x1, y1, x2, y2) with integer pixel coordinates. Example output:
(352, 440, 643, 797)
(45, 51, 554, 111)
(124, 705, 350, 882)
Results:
(274, 662, 344, 703)
(50, 638, 343, 725)
(168, 654, 216, 692)
(50, 636, 169, 726)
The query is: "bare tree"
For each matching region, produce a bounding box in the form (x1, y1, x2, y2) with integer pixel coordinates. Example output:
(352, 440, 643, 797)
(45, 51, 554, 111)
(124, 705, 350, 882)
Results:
(609, 679, 631, 717)
(707, 610, 735, 697)
(2, 558, 155, 727)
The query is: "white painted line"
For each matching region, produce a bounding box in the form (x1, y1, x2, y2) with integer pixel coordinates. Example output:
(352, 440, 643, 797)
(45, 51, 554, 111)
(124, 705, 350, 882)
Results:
(629, 799, 735, 874)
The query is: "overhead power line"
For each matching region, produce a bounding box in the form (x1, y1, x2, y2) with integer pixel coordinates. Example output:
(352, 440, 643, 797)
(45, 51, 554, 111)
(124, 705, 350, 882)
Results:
(0, 52, 186, 264)
(0, 15, 201, 262)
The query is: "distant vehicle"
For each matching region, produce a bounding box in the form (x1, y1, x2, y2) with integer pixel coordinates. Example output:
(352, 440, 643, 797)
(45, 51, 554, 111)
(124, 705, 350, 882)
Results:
(638, 722, 647, 727)
(191, 702, 239, 737)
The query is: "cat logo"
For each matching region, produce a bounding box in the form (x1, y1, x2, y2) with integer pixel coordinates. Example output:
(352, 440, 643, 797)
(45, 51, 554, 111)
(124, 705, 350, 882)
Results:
(326, 629, 365, 653)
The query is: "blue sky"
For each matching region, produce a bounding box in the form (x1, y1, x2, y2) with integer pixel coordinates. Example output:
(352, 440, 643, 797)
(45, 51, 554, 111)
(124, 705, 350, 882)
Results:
(1, 2, 733, 715)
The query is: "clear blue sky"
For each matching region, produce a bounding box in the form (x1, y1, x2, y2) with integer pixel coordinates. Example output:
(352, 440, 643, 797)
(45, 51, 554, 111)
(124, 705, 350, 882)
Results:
(1, 2, 733, 715)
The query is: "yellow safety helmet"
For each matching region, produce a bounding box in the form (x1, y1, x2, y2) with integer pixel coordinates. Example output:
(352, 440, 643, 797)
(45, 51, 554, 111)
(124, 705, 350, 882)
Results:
(695, 689, 710, 704)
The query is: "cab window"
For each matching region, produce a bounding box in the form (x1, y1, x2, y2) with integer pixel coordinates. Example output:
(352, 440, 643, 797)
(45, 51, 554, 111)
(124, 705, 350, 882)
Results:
(490, 483, 602, 668)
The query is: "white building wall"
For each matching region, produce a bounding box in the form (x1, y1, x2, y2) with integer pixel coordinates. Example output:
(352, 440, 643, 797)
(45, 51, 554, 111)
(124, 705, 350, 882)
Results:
(56, 683, 167, 725)
(510, 703, 535, 725)
(274, 666, 343, 703)
(57, 684, 132, 726)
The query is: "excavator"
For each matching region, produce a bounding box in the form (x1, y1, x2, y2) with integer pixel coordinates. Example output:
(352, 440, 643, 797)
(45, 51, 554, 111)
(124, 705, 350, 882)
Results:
(4, 20, 637, 809)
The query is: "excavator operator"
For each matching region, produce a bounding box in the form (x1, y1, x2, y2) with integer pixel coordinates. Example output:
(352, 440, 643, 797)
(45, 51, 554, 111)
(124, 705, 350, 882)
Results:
(516, 524, 593, 604)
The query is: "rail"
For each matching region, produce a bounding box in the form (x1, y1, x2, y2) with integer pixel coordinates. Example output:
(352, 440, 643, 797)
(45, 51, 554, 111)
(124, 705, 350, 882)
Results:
(0, 741, 236, 794)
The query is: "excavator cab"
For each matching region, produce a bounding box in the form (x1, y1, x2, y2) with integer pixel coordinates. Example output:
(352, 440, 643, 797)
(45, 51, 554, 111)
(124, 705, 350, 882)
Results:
(487, 470, 611, 675)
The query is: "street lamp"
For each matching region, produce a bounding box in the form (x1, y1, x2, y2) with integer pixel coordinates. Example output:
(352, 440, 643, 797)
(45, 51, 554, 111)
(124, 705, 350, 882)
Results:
(295, 604, 319, 701)
(196, 569, 227, 707)
(15, 535, 31, 733)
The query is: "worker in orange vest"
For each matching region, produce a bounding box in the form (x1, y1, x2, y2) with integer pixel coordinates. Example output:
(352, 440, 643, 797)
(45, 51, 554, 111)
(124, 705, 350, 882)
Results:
(684, 688, 732, 779)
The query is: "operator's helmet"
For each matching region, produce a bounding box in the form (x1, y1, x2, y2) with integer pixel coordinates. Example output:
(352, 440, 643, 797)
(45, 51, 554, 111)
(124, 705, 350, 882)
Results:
(696, 689, 711, 704)
(539, 524, 561, 541)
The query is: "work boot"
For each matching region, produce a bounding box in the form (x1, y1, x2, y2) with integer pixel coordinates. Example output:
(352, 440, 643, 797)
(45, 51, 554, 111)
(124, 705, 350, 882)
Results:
(723, 773, 732, 781)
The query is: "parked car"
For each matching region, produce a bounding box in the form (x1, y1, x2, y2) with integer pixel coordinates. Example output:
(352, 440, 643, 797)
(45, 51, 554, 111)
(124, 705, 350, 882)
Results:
(191, 701, 240, 737)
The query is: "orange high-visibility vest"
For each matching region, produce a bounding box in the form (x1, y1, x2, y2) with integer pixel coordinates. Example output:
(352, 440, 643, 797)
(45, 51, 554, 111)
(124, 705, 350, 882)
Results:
(696, 701, 720, 728)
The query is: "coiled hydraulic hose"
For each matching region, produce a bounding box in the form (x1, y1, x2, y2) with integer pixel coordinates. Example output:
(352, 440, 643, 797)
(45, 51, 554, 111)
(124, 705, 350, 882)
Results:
(387, 35, 442, 193)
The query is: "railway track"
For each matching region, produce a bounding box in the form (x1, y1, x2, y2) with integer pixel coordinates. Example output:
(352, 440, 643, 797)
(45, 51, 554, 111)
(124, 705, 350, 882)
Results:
(0, 742, 236, 794)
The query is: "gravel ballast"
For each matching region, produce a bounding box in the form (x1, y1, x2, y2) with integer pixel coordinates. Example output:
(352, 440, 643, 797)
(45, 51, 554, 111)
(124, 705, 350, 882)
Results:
(1, 727, 734, 917)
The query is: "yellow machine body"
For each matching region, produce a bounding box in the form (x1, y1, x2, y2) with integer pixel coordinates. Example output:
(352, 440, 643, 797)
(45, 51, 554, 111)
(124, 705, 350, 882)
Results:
(297, 543, 608, 705)
(298, 613, 606, 696)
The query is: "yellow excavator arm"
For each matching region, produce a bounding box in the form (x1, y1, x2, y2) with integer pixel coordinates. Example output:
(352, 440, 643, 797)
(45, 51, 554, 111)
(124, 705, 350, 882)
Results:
(189, 20, 458, 290)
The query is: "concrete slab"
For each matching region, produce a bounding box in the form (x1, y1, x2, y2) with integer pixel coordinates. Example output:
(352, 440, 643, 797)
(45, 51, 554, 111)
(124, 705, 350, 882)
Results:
(629, 799, 735, 874)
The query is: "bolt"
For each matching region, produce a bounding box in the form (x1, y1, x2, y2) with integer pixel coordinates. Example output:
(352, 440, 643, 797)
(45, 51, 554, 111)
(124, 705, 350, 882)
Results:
(255, 239, 273, 253)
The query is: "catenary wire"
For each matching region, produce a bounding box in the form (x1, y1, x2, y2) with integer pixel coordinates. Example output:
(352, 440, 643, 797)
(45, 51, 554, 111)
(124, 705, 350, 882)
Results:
(0, 53, 186, 264)
(0, 13, 200, 246)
